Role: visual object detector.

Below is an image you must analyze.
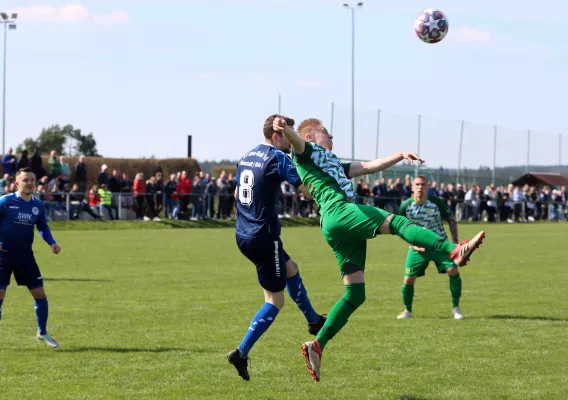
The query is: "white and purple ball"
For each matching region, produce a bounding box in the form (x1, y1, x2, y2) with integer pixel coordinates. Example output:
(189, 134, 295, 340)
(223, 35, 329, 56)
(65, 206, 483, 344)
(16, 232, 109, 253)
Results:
(414, 9, 449, 44)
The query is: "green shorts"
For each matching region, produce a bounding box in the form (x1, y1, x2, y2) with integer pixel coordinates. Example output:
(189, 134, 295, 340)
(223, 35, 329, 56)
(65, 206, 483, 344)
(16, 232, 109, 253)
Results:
(404, 247, 456, 277)
(321, 202, 390, 275)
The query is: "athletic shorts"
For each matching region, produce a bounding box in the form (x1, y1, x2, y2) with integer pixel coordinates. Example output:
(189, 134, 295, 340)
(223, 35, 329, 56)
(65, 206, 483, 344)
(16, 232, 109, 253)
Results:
(0, 258, 44, 289)
(404, 247, 456, 277)
(320, 202, 390, 275)
(236, 235, 290, 293)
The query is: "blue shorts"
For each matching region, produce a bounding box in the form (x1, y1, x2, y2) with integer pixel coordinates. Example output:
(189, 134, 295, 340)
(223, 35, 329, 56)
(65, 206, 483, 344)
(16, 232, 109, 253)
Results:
(236, 235, 290, 293)
(0, 258, 44, 289)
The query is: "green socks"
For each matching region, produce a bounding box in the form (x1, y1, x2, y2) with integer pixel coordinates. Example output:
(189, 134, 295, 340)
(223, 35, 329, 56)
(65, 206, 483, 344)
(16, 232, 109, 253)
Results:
(316, 283, 366, 350)
(402, 283, 414, 312)
(449, 273, 462, 307)
(389, 215, 457, 255)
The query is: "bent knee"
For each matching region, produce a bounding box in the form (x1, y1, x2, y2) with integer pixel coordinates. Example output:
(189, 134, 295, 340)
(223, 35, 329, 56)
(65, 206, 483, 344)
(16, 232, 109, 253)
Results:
(346, 285, 366, 309)
(446, 267, 459, 276)
(404, 276, 417, 285)
(286, 259, 299, 278)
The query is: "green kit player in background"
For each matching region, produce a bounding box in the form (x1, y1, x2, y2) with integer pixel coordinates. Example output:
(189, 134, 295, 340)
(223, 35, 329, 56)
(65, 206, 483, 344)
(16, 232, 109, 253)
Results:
(397, 175, 465, 320)
(272, 117, 485, 382)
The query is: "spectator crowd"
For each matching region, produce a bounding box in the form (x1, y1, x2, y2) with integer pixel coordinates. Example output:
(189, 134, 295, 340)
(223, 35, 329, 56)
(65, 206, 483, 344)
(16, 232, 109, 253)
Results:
(2, 147, 567, 223)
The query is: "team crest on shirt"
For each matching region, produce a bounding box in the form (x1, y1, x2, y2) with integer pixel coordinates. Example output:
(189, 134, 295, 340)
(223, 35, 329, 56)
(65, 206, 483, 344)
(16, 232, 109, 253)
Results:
(32, 207, 39, 215)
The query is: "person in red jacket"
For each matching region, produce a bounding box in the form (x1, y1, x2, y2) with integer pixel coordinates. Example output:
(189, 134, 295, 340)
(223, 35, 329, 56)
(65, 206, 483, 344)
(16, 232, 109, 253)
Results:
(176, 171, 192, 219)
(133, 173, 146, 220)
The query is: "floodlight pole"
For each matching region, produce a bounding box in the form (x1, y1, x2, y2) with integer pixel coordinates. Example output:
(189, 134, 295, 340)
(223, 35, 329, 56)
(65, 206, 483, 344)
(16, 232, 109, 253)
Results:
(1, 13, 17, 155)
(343, 2, 363, 161)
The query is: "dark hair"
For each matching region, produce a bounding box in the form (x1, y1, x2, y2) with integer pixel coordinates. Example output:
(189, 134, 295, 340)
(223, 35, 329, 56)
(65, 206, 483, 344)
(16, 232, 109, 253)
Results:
(16, 167, 34, 176)
(263, 114, 295, 139)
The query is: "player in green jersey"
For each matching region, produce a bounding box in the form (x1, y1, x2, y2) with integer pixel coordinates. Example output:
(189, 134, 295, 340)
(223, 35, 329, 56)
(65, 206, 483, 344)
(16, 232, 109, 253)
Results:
(272, 117, 485, 382)
(397, 175, 464, 320)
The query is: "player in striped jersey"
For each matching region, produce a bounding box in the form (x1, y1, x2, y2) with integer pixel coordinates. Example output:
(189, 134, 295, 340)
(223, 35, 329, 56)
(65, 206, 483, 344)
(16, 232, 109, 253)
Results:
(273, 117, 485, 382)
(397, 175, 464, 320)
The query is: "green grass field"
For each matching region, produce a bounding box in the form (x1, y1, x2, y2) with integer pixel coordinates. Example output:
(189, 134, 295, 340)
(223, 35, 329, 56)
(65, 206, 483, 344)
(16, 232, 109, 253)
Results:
(1, 222, 567, 400)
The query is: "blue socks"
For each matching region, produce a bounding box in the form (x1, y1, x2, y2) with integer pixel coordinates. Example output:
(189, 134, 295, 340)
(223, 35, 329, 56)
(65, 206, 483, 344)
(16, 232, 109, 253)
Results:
(34, 298, 49, 335)
(238, 302, 279, 359)
(287, 273, 320, 324)
(0, 298, 3, 321)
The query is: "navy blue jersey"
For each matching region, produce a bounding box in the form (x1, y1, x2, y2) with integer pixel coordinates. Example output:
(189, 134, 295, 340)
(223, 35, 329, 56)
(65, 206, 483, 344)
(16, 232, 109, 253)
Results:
(0, 193, 56, 262)
(235, 144, 301, 239)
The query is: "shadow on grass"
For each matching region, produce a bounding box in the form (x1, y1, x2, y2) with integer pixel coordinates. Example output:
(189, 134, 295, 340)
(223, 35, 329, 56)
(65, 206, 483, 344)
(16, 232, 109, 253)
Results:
(43, 278, 114, 283)
(395, 396, 429, 400)
(488, 314, 567, 322)
(56, 347, 188, 353)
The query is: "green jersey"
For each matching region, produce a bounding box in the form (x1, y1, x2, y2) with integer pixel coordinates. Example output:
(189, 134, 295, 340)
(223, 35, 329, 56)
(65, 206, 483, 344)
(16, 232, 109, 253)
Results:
(399, 195, 451, 240)
(292, 142, 354, 215)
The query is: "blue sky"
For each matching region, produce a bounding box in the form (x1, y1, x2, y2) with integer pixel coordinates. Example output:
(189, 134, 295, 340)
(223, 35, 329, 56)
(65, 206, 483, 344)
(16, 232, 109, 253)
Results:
(2, 0, 568, 168)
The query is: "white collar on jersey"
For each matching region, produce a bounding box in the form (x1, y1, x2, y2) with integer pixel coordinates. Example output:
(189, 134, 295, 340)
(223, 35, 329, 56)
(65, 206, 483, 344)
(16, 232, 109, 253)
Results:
(15, 192, 35, 201)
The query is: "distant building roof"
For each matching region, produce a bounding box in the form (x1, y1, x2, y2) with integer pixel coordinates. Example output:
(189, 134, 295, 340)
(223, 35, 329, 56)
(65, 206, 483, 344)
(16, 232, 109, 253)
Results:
(511, 172, 568, 187)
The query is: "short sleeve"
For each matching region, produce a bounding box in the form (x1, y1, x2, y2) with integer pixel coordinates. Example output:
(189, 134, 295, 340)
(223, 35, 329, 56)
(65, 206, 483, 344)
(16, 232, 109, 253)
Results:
(398, 198, 411, 217)
(429, 195, 451, 219)
(293, 141, 314, 163)
(276, 152, 302, 188)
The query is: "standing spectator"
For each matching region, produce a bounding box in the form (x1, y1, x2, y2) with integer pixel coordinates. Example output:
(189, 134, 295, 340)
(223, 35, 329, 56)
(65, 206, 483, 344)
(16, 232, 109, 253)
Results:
(539, 186, 550, 221)
(205, 178, 218, 218)
(75, 155, 88, 193)
(191, 174, 204, 220)
(155, 172, 164, 218)
(109, 169, 122, 212)
(145, 176, 159, 221)
(484, 184, 497, 222)
(120, 172, 133, 209)
(217, 171, 229, 219)
(525, 187, 537, 222)
(164, 173, 179, 219)
(48, 150, 61, 180)
(2, 147, 16, 177)
(133, 173, 146, 220)
(31, 150, 45, 180)
(176, 171, 192, 219)
(98, 164, 109, 187)
(17, 150, 30, 170)
(59, 156, 70, 191)
(226, 173, 236, 218)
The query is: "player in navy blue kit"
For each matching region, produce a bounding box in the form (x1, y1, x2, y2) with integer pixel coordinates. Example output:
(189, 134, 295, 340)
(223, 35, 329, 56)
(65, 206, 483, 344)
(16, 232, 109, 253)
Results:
(0, 167, 62, 348)
(227, 115, 326, 381)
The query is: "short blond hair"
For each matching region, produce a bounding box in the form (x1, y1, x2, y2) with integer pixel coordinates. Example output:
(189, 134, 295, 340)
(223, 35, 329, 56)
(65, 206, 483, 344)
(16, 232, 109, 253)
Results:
(297, 118, 323, 138)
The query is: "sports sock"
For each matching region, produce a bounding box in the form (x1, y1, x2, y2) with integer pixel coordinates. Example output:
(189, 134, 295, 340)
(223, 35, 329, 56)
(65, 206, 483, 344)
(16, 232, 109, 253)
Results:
(316, 283, 365, 350)
(449, 273, 462, 308)
(0, 298, 3, 321)
(34, 298, 49, 335)
(402, 283, 414, 312)
(389, 215, 457, 254)
(286, 272, 320, 324)
(238, 302, 279, 359)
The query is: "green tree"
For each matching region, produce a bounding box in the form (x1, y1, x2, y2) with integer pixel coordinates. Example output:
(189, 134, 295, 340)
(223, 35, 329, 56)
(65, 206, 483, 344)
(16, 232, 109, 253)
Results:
(16, 124, 100, 156)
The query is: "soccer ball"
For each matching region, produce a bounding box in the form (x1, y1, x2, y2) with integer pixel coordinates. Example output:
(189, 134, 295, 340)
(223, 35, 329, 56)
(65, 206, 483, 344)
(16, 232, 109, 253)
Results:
(414, 9, 449, 44)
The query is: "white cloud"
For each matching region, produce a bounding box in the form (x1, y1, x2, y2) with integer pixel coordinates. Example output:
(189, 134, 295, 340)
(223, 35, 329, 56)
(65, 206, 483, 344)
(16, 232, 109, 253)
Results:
(295, 78, 327, 88)
(452, 27, 491, 44)
(11, 4, 132, 24)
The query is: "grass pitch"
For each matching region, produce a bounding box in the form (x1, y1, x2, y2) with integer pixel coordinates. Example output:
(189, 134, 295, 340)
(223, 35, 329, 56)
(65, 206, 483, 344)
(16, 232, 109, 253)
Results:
(0, 222, 567, 399)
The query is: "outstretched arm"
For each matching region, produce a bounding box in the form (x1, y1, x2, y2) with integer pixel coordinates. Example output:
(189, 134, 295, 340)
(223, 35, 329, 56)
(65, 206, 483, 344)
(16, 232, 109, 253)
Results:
(273, 118, 306, 155)
(348, 152, 425, 179)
